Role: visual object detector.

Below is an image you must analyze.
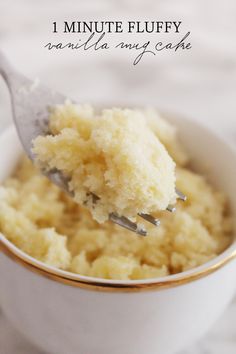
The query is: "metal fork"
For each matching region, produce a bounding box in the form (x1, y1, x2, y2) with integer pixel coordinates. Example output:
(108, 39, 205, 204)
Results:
(0, 50, 186, 236)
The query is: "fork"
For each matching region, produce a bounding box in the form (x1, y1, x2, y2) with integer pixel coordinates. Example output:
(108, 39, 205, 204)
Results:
(0, 50, 186, 236)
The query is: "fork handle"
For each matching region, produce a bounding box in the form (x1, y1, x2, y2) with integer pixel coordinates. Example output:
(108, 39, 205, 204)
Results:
(0, 49, 31, 101)
(0, 49, 15, 86)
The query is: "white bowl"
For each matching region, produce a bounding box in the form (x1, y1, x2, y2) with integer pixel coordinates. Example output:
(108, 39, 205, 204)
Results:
(0, 117, 236, 354)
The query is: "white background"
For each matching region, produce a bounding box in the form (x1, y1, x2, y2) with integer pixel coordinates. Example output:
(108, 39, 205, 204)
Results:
(0, 1, 235, 353)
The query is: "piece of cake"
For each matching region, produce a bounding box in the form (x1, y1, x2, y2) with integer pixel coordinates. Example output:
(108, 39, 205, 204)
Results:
(32, 103, 177, 222)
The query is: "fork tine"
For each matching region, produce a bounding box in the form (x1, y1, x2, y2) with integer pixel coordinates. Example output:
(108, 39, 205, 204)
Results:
(109, 213, 147, 236)
(175, 188, 187, 201)
(88, 192, 186, 235)
(166, 189, 186, 213)
(166, 205, 176, 212)
(139, 213, 160, 226)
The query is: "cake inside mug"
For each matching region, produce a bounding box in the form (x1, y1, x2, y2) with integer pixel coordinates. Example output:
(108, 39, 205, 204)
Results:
(0, 104, 232, 280)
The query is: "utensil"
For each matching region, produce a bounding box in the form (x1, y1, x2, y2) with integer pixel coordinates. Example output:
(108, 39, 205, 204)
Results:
(0, 50, 186, 236)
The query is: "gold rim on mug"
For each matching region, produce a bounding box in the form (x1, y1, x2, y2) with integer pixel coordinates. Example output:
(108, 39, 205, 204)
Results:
(1, 234, 236, 292)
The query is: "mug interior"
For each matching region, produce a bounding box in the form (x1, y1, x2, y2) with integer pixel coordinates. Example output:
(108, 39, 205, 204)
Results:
(0, 115, 236, 289)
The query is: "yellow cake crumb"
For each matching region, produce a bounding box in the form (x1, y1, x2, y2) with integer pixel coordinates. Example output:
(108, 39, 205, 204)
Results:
(32, 103, 177, 222)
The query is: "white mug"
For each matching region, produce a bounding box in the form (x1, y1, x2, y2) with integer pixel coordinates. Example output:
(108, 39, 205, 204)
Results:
(0, 115, 236, 354)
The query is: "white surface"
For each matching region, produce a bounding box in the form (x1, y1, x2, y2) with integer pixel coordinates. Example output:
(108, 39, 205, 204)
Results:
(0, 0, 235, 353)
